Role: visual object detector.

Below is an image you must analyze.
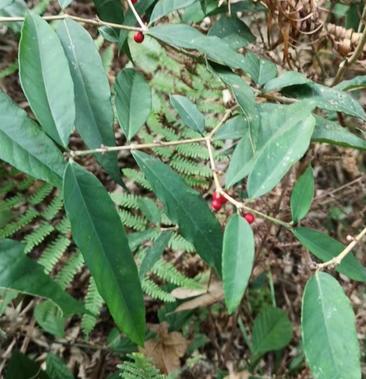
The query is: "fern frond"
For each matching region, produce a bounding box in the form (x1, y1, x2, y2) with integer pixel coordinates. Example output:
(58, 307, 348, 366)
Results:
(169, 233, 195, 253)
(0, 181, 14, 196)
(81, 277, 104, 336)
(29, 183, 53, 205)
(55, 250, 84, 289)
(17, 177, 35, 191)
(38, 235, 71, 273)
(152, 259, 200, 289)
(55, 216, 71, 234)
(142, 278, 176, 303)
(119, 353, 167, 379)
(111, 193, 140, 209)
(0, 194, 25, 212)
(122, 169, 152, 190)
(0, 208, 38, 238)
(119, 210, 147, 231)
(170, 157, 211, 177)
(42, 194, 63, 220)
(24, 222, 55, 254)
(175, 143, 209, 160)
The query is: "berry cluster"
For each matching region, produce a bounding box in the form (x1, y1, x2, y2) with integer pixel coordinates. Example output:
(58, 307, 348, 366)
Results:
(211, 192, 255, 224)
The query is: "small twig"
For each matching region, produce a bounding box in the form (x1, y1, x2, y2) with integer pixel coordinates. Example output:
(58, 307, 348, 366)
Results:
(0, 14, 143, 31)
(125, 0, 148, 32)
(332, 7, 366, 85)
(317, 225, 366, 270)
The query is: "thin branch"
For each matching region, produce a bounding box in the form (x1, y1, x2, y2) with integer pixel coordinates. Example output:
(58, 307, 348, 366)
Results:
(0, 14, 143, 31)
(332, 7, 366, 85)
(125, 0, 148, 32)
(317, 225, 366, 270)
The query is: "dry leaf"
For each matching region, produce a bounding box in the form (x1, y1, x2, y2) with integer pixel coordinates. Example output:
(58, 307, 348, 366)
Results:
(174, 281, 224, 312)
(225, 362, 250, 379)
(171, 287, 207, 299)
(141, 322, 188, 373)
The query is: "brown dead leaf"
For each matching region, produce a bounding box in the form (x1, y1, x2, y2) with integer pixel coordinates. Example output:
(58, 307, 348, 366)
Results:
(170, 287, 207, 299)
(224, 362, 250, 379)
(174, 281, 224, 312)
(140, 322, 188, 374)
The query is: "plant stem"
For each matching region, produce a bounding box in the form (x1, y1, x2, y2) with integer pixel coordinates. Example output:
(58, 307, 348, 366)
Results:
(0, 14, 143, 31)
(317, 225, 366, 270)
(125, 0, 148, 32)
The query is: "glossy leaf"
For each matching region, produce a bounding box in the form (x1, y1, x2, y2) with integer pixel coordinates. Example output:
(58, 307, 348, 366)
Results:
(0, 91, 65, 188)
(114, 68, 152, 141)
(57, 19, 122, 185)
(170, 95, 205, 133)
(252, 306, 292, 356)
(293, 227, 366, 282)
(148, 24, 247, 69)
(313, 116, 366, 150)
(19, 12, 75, 147)
(335, 75, 366, 91)
(264, 71, 311, 92)
(290, 166, 314, 223)
(241, 52, 277, 85)
(133, 151, 223, 275)
(63, 162, 145, 345)
(302, 272, 361, 379)
(222, 214, 255, 313)
(208, 15, 255, 48)
(150, 0, 196, 23)
(247, 115, 315, 198)
(5, 351, 49, 379)
(34, 300, 65, 338)
(0, 239, 83, 315)
(139, 231, 173, 279)
(92, 0, 124, 24)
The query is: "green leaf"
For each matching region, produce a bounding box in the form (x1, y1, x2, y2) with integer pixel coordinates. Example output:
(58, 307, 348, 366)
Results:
(148, 24, 247, 70)
(5, 351, 49, 379)
(92, 0, 124, 24)
(133, 151, 223, 275)
(222, 214, 255, 313)
(335, 75, 366, 91)
(150, 0, 196, 23)
(0, 239, 83, 316)
(114, 68, 152, 141)
(0, 0, 13, 9)
(170, 95, 205, 134)
(247, 114, 315, 198)
(137, 197, 161, 225)
(19, 12, 75, 147)
(0, 91, 65, 188)
(293, 227, 366, 282)
(302, 272, 361, 379)
(214, 115, 248, 140)
(139, 231, 173, 279)
(263, 71, 311, 92)
(46, 354, 74, 379)
(63, 162, 145, 345)
(56, 19, 122, 185)
(312, 116, 366, 150)
(252, 306, 292, 356)
(290, 166, 314, 223)
(58, 0, 71, 9)
(34, 300, 65, 338)
(241, 52, 277, 85)
(208, 15, 255, 49)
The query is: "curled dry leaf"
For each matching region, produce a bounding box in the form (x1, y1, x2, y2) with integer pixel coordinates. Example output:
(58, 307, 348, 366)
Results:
(174, 281, 224, 312)
(140, 322, 188, 374)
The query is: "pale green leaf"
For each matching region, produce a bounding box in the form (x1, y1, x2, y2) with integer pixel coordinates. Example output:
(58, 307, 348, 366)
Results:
(263, 71, 311, 92)
(150, 0, 196, 23)
(223, 214, 255, 313)
(19, 12, 75, 147)
(34, 300, 65, 338)
(302, 272, 361, 379)
(241, 52, 277, 85)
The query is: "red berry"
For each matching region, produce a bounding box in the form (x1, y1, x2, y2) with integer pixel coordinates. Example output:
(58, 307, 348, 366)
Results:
(211, 199, 222, 212)
(212, 191, 227, 205)
(133, 31, 144, 43)
(131, 0, 138, 3)
(243, 212, 255, 224)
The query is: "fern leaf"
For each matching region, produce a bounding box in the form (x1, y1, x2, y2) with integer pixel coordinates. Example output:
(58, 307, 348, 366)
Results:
(43, 194, 63, 220)
(119, 210, 147, 231)
(142, 278, 176, 303)
(0, 208, 38, 238)
(38, 235, 71, 273)
(55, 250, 84, 289)
(29, 183, 54, 205)
(23, 222, 55, 254)
(119, 353, 167, 379)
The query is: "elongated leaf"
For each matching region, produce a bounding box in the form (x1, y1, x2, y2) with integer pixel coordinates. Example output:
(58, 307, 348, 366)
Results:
(248, 115, 315, 198)
(139, 231, 173, 279)
(241, 52, 277, 85)
(170, 95, 205, 133)
(133, 151, 223, 275)
(57, 19, 122, 185)
(148, 24, 247, 70)
(46, 354, 74, 379)
(34, 300, 65, 338)
(150, 0, 196, 23)
(335, 75, 366, 91)
(92, 0, 124, 24)
(313, 116, 366, 150)
(264, 71, 311, 92)
(0, 239, 82, 315)
(0, 91, 65, 187)
(290, 166, 314, 223)
(114, 68, 152, 141)
(302, 272, 361, 379)
(214, 115, 248, 140)
(19, 12, 75, 147)
(222, 214, 254, 313)
(293, 227, 366, 282)
(208, 15, 255, 48)
(63, 162, 145, 344)
(252, 306, 292, 356)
